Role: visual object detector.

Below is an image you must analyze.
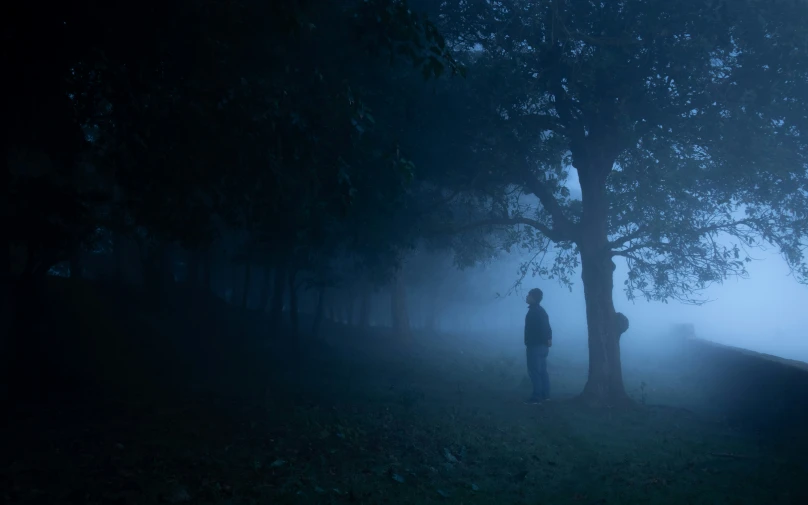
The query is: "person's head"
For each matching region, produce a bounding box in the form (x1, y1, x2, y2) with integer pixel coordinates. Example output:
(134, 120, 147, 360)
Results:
(526, 288, 543, 305)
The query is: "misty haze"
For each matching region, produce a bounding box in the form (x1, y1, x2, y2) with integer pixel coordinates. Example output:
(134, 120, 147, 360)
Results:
(428, 242, 808, 363)
(5, 1, 808, 504)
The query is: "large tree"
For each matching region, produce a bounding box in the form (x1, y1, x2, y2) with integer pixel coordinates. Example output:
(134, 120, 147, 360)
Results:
(433, 0, 808, 404)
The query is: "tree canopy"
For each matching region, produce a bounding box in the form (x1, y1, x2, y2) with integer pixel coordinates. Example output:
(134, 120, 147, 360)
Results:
(425, 0, 808, 403)
(7, 0, 461, 280)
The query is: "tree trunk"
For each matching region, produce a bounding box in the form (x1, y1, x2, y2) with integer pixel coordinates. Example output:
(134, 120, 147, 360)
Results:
(269, 265, 287, 332)
(391, 277, 411, 339)
(312, 286, 325, 338)
(241, 261, 252, 310)
(578, 165, 629, 406)
(579, 247, 628, 405)
(288, 269, 299, 337)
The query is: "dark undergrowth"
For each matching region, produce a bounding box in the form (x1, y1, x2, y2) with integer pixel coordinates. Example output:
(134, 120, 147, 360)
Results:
(2, 278, 807, 504)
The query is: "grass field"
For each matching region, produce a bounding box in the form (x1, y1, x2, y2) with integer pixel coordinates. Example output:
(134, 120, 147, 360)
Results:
(4, 314, 808, 505)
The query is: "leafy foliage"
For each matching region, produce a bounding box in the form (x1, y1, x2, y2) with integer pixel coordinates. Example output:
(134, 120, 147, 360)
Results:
(7, 0, 464, 284)
(433, 0, 808, 304)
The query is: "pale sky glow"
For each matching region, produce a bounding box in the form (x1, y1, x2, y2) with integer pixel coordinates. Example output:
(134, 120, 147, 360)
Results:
(560, 168, 808, 359)
(446, 245, 808, 363)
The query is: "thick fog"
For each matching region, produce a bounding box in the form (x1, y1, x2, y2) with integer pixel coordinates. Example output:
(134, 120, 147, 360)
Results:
(445, 250, 807, 358)
(434, 171, 808, 364)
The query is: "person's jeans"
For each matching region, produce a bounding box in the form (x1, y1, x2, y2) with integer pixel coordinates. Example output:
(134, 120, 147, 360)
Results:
(526, 344, 550, 400)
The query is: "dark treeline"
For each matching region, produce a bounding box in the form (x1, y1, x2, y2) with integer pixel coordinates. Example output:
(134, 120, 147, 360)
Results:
(5, 0, 466, 341)
(5, 0, 808, 405)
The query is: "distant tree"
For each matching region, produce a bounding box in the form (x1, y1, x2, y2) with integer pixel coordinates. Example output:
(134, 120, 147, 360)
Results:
(433, 0, 808, 405)
(4, 0, 474, 363)
(6, 0, 460, 273)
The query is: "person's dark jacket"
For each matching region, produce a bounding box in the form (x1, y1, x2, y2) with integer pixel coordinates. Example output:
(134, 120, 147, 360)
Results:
(524, 303, 552, 346)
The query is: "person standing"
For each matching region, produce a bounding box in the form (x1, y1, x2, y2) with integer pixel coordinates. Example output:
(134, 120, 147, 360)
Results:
(524, 288, 552, 404)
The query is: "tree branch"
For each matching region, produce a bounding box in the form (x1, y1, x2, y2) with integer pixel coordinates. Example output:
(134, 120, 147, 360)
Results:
(517, 113, 565, 136)
(416, 170, 487, 217)
(541, 46, 585, 144)
(610, 218, 757, 257)
(608, 225, 648, 250)
(519, 166, 580, 243)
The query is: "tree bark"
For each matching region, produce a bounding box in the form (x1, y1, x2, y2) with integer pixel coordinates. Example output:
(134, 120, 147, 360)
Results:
(577, 165, 630, 406)
(391, 276, 411, 340)
(579, 247, 629, 405)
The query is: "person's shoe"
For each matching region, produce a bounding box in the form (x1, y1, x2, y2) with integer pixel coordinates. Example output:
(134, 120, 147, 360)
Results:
(523, 397, 541, 405)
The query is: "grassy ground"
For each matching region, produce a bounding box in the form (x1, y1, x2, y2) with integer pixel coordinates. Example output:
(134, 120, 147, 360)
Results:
(3, 283, 807, 504)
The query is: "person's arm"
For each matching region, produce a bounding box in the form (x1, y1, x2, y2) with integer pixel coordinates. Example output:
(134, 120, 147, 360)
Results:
(525, 310, 537, 345)
(524, 313, 530, 345)
(541, 308, 553, 346)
